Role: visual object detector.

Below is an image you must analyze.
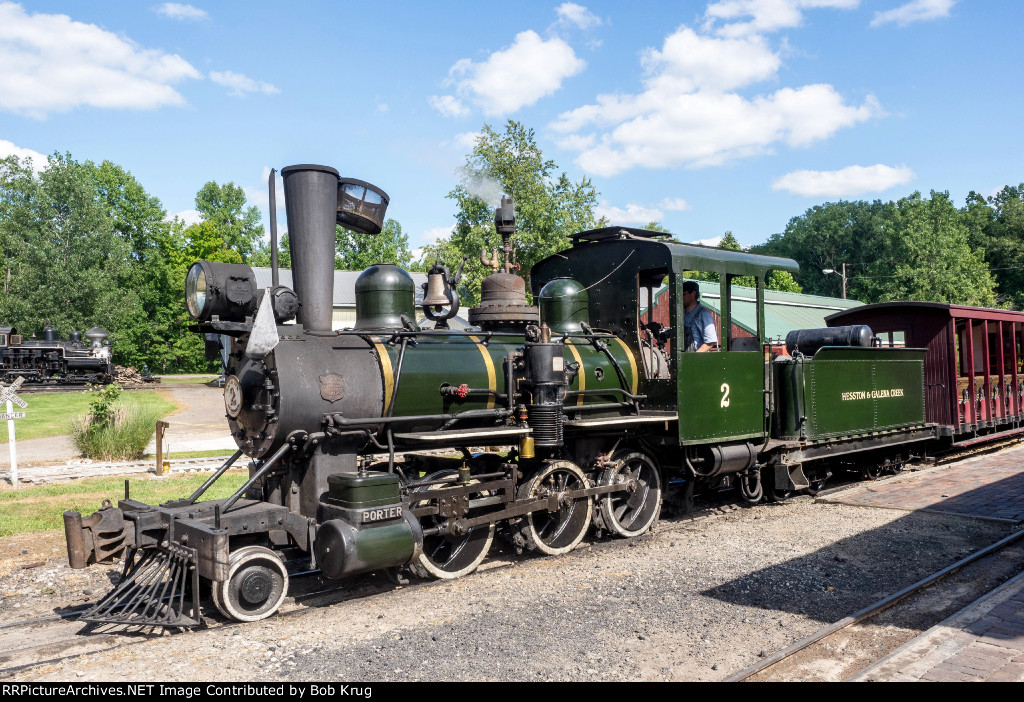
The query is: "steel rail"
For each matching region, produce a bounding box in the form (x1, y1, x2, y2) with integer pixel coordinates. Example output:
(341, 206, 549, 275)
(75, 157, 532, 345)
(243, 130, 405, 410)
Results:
(725, 526, 1024, 682)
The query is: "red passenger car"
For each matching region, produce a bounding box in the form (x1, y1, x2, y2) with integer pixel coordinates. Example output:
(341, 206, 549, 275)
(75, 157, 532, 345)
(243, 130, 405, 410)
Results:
(826, 302, 1024, 444)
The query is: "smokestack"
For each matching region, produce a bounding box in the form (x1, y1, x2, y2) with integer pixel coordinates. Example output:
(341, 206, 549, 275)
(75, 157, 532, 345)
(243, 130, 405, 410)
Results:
(281, 164, 339, 333)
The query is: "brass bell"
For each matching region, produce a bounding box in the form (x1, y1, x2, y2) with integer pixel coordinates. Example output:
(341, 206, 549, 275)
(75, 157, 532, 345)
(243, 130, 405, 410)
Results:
(423, 271, 450, 307)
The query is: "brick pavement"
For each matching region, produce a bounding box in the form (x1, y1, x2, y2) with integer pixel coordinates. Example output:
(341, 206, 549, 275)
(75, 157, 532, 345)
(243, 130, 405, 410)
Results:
(852, 570, 1024, 682)
(820, 443, 1024, 523)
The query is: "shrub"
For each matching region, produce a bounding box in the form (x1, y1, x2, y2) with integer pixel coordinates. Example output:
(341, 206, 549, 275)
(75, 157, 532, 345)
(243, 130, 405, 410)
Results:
(71, 384, 163, 461)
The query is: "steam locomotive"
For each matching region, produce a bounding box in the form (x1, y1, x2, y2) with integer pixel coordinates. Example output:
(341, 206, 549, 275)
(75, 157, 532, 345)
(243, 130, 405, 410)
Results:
(62, 164, 973, 627)
(0, 324, 114, 384)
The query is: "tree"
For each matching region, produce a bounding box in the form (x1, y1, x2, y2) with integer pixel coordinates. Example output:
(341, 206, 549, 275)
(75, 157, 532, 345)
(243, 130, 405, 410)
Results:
(251, 232, 292, 269)
(194, 181, 263, 261)
(967, 185, 1024, 308)
(755, 194, 995, 305)
(0, 153, 138, 339)
(684, 231, 802, 293)
(335, 218, 411, 270)
(753, 199, 889, 300)
(861, 191, 995, 306)
(443, 121, 599, 303)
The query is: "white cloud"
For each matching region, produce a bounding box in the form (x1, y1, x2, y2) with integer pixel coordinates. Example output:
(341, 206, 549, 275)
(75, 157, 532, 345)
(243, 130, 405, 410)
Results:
(443, 31, 585, 116)
(429, 95, 470, 118)
(871, 0, 955, 27)
(692, 235, 723, 247)
(661, 197, 691, 211)
(154, 3, 209, 21)
(0, 2, 201, 118)
(416, 225, 456, 248)
(453, 131, 481, 150)
(556, 3, 603, 30)
(0, 139, 47, 173)
(209, 70, 279, 97)
(551, 17, 883, 177)
(642, 27, 781, 93)
(167, 209, 203, 226)
(594, 200, 664, 225)
(704, 0, 859, 38)
(771, 164, 915, 196)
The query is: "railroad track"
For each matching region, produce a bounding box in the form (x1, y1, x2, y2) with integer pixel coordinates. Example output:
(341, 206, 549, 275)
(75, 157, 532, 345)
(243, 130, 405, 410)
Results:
(726, 527, 1024, 682)
(0, 450, 1017, 680)
(0, 495, 734, 679)
(20, 382, 162, 395)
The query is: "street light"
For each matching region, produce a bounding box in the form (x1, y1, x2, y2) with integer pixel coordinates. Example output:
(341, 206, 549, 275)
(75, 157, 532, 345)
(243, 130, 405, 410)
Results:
(822, 263, 847, 299)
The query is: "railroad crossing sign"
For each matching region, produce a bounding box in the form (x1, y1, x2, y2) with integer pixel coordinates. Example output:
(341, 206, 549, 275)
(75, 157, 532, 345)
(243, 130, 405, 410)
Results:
(1, 376, 27, 488)
(0, 376, 27, 408)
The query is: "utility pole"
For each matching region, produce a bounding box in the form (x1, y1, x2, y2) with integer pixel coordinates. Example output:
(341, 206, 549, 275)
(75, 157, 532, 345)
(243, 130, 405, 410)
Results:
(823, 263, 848, 299)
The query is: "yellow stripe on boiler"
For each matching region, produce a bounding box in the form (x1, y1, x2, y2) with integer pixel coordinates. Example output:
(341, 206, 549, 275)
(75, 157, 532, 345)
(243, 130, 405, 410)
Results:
(611, 337, 639, 396)
(468, 335, 496, 409)
(371, 338, 395, 414)
(565, 340, 585, 406)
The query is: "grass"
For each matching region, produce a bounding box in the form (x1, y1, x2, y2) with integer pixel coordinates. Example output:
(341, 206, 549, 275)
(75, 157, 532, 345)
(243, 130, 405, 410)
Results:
(0, 469, 249, 537)
(72, 403, 165, 461)
(0, 389, 176, 443)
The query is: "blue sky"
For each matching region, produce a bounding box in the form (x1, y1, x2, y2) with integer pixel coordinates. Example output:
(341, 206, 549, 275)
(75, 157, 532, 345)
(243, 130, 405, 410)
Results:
(1, 0, 1021, 254)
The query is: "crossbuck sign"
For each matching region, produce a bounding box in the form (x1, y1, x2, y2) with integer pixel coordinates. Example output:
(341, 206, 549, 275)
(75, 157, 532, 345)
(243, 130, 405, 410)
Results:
(1, 376, 28, 487)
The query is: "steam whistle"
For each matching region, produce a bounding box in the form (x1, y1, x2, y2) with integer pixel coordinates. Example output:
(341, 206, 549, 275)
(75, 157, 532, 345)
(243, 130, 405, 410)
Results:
(494, 195, 516, 273)
(422, 257, 466, 329)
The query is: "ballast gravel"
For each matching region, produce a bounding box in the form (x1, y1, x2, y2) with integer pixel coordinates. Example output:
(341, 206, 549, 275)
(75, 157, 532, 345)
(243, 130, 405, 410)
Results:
(1, 490, 1014, 682)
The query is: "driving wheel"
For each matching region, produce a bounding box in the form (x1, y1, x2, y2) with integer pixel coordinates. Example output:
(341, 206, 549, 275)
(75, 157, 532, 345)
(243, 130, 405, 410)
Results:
(598, 451, 662, 537)
(518, 460, 592, 555)
(410, 470, 494, 580)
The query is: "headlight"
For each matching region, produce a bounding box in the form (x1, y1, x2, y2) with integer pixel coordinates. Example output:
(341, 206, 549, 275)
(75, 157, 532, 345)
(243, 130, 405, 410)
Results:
(184, 261, 258, 322)
(185, 263, 207, 318)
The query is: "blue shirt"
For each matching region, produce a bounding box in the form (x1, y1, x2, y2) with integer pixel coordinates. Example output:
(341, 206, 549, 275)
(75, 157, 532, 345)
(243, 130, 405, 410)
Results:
(684, 304, 717, 351)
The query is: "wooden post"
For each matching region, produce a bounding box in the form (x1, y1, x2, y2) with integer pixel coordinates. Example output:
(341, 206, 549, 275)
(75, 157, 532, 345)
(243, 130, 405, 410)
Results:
(155, 420, 169, 475)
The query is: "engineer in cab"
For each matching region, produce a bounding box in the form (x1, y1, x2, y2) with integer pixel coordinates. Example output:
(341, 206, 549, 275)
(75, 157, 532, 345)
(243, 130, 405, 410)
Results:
(682, 281, 718, 352)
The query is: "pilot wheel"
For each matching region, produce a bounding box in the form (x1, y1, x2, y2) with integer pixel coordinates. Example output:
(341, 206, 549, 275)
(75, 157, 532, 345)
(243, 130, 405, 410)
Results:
(211, 546, 289, 622)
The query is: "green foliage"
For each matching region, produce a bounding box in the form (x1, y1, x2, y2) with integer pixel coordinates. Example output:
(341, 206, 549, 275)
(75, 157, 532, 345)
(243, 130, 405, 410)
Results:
(335, 218, 411, 270)
(72, 384, 164, 460)
(194, 181, 263, 261)
(755, 193, 995, 306)
(251, 232, 292, 269)
(443, 121, 599, 303)
(684, 231, 802, 293)
(967, 184, 1024, 308)
(87, 383, 122, 427)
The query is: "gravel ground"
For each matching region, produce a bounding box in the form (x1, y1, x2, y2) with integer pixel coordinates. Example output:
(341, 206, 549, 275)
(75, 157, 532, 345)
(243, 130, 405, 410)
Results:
(1, 489, 1014, 682)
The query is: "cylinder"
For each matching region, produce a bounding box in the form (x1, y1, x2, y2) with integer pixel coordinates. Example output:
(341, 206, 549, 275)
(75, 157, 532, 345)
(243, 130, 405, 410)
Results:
(281, 164, 340, 333)
(314, 515, 419, 579)
(786, 325, 873, 357)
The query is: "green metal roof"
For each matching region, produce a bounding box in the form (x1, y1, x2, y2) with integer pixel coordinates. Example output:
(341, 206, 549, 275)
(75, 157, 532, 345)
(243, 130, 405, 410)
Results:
(652, 280, 862, 342)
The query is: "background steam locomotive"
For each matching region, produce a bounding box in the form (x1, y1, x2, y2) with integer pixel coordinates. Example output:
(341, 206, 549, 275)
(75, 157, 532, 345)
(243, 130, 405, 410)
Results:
(0, 324, 114, 384)
(63, 162, 1021, 628)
